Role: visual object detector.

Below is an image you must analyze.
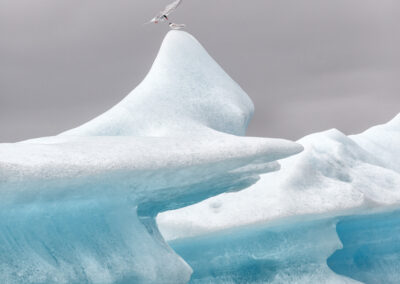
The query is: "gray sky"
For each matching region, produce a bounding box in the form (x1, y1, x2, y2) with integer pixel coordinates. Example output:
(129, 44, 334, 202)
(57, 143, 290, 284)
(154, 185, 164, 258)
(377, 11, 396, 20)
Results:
(1, 0, 399, 142)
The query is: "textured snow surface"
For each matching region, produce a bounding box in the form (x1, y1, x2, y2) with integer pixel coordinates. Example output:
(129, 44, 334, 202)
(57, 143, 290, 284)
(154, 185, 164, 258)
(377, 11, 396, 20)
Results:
(158, 114, 400, 240)
(60, 30, 254, 137)
(0, 31, 301, 283)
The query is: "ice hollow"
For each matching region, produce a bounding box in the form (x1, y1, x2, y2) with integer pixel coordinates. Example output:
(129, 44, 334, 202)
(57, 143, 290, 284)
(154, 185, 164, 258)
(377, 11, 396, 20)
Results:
(0, 31, 302, 283)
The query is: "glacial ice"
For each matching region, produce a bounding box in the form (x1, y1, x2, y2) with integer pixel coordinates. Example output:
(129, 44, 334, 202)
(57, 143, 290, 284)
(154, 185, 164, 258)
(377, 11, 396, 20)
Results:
(157, 114, 400, 283)
(168, 208, 400, 283)
(170, 216, 361, 284)
(328, 209, 400, 283)
(2, 29, 399, 284)
(0, 31, 302, 283)
(59, 30, 254, 138)
(158, 114, 400, 240)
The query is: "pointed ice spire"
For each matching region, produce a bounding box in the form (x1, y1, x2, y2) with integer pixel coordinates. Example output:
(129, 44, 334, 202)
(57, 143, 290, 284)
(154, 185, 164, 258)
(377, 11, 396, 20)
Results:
(61, 31, 254, 137)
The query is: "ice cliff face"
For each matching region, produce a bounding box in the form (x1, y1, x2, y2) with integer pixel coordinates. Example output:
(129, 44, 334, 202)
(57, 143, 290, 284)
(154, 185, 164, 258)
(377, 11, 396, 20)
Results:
(158, 114, 400, 240)
(0, 31, 302, 283)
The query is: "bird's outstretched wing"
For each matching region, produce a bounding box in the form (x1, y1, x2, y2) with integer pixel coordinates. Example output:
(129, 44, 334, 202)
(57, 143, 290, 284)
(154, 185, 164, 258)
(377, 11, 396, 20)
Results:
(146, 0, 182, 24)
(162, 0, 182, 16)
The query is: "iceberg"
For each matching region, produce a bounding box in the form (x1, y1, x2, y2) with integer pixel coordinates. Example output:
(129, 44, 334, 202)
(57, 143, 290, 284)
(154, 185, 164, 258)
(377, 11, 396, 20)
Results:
(170, 216, 361, 284)
(0, 31, 302, 283)
(157, 113, 400, 283)
(158, 114, 400, 240)
(157, 114, 400, 283)
(3, 29, 398, 284)
(167, 207, 400, 283)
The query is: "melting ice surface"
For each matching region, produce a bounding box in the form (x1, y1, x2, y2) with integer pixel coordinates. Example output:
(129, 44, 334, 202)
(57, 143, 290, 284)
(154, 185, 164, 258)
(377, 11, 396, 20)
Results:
(170, 209, 400, 283)
(0, 31, 302, 283)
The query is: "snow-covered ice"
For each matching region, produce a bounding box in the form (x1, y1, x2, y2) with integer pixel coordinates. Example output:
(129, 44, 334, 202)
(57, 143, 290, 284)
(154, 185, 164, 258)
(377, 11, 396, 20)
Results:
(157, 113, 400, 283)
(0, 31, 302, 283)
(2, 29, 399, 284)
(158, 114, 400, 240)
(60, 30, 254, 138)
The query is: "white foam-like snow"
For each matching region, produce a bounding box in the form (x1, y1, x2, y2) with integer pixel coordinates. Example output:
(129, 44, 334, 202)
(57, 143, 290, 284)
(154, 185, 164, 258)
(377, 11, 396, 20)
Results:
(158, 114, 400, 240)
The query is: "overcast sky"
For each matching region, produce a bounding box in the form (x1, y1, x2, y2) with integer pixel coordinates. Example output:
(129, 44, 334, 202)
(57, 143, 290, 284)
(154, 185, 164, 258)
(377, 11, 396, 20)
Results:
(1, 0, 399, 142)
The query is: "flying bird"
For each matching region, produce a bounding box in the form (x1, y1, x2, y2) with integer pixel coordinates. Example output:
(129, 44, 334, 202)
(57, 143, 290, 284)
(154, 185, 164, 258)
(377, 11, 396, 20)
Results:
(147, 0, 183, 24)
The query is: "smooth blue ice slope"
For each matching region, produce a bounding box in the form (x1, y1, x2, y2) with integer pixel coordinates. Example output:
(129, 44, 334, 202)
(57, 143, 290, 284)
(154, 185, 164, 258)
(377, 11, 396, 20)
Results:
(169, 208, 400, 284)
(328, 209, 400, 284)
(0, 31, 302, 283)
(171, 216, 360, 284)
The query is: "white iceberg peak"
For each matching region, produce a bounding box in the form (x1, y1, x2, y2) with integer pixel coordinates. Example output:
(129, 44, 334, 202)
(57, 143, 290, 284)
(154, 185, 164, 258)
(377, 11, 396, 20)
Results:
(61, 31, 254, 137)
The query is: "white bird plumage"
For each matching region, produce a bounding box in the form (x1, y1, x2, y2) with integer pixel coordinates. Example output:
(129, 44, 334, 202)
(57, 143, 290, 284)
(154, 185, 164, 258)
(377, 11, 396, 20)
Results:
(147, 0, 183, 24)
(169, 23, 186, 30)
